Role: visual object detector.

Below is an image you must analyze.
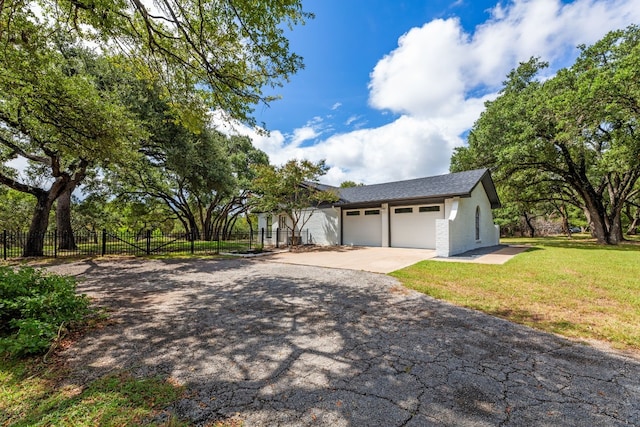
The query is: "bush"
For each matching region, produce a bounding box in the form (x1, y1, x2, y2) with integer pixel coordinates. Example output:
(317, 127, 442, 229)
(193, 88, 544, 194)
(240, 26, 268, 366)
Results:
(0, 266, 91, 357)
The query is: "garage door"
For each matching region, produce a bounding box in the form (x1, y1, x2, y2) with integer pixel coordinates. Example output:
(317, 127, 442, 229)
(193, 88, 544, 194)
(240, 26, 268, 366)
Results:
(390, 205, 443, 249)
(343, 209, 382, 246)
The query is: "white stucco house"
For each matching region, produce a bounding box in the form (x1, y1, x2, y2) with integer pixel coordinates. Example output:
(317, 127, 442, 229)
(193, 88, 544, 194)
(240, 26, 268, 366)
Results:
(256, 168, 501, 257)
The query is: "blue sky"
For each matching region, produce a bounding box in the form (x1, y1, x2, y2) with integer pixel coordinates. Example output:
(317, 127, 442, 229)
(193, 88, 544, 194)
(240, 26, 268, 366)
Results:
(222, 0, 640, 185)
(256, 1, 500, 134)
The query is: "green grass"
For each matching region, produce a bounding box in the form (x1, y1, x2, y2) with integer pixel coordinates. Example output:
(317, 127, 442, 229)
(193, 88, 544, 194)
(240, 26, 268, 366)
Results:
(391, 235, 640, 351)
(0, 357, 188, 426)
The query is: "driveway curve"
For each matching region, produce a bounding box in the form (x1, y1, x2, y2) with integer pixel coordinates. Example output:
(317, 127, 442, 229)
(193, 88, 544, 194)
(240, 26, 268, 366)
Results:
(49, 258, 640, 426)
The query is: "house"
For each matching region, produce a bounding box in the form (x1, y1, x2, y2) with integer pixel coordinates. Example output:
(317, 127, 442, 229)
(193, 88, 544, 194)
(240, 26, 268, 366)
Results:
(256, 168, 501, 257)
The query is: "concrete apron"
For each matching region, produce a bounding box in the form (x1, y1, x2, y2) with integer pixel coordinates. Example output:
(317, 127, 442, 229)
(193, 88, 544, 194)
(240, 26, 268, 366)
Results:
(265, 245, 529, 274)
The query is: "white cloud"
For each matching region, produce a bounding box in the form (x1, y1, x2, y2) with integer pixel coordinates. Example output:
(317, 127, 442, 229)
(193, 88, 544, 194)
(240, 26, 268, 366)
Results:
(369, 18, 469, 118)
(331, 102, 342, 110)
(219, 0, 640, 185)
(291, 126, 319, 147)
(345, 115, 360, 126)
(369, 0, 640, 118)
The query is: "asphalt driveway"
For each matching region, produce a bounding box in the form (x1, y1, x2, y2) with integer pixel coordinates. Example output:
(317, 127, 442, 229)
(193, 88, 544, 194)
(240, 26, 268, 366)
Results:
(50, 258, 639, 426)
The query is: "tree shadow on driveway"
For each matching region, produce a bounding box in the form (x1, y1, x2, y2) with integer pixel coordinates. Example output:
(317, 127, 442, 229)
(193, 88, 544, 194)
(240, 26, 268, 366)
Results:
(49, 258, 640, 426)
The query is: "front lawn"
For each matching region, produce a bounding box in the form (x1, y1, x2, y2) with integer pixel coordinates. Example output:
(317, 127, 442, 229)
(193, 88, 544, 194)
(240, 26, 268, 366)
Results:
(0, 358, 187, 426)
(391, 236, 640, 351)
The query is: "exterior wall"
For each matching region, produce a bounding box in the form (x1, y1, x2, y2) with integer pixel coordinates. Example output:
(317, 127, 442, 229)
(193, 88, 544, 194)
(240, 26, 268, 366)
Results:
(257, 213, 279, 246)
(257, 208, 340, 246)
(436, 185, 500, 257)
(257, 213, 268, 237)
(381, 203, 390, 247)
(306, 207, 340, 245)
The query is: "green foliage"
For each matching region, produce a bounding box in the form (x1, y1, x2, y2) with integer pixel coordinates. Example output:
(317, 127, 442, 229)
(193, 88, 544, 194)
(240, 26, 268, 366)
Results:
(0, 188, 34, 232)
(252, 159, 338, 239)
(27, 0, 311, 126)
(339, 180, 363, 188)
(107, 79, 269, 239)
(0, 266, 91, 357)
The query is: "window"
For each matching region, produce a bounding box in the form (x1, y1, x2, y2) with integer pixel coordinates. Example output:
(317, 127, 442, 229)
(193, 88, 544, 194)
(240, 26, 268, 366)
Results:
(364, 210, 380, 215)
(266, 216, 273, 238)
(475, 206, 481, 241)
(346, 211, 360, 216)
(279, 215, 287, 230)
(419, 206, 440, 213)
(394, 207, 413, 214)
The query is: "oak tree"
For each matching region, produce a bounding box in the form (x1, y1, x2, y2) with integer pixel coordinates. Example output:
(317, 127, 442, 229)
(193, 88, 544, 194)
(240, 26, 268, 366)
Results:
(452, 26, 640, 244)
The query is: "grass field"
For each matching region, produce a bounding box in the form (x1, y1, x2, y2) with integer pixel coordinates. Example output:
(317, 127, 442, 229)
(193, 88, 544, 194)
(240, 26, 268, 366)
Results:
(0, 358, 188, 427)
(391, 235, 640, 351)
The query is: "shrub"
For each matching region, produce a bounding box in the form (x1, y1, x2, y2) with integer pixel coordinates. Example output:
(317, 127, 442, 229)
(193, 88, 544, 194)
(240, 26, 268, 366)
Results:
(0, 266, 91, 357)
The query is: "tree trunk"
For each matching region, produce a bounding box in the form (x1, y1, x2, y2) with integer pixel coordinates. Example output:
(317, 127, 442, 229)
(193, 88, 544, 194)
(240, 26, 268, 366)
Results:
(555, 203, 571, 237)
(23, 191, 58, 257)
(56, 188, 77, 250)
(583, 197, 612, 244)
(523, 212, 535, 238)
(607, 205, 625, 244)
(627, 206, 640, 235)
(187, 214, 200, 241)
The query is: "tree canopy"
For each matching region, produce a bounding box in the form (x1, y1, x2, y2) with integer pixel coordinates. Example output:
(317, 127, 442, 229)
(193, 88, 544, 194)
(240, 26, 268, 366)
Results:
(6, 0, 310, 125)
(451, 25, 640, 244)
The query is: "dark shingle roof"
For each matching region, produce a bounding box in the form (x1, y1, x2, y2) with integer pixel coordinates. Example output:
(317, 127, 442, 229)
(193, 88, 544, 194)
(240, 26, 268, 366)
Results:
(330, 169, 500, 208)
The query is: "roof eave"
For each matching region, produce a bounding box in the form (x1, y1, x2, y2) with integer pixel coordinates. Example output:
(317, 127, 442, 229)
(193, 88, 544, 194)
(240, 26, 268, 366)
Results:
(334, 193, 474, 209)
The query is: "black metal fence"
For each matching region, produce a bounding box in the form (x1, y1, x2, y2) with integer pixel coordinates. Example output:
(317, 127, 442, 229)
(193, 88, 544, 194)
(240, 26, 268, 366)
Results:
(1, 228, 310, 259)
(264, 228, 310, 248)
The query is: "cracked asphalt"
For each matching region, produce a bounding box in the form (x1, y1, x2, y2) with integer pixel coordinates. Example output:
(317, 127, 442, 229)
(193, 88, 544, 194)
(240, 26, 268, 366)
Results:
(50, 258, 640, 426)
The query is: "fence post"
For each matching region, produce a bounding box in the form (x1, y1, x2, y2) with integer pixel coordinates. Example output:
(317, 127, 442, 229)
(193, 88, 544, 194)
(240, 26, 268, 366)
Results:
(276, 228, 279, 249)
(190, 232, 195, 255)
(249, 229, 253, 250)
(146, 230, 151, 255)
(261, 228, 264, 247)
(101, 229, 107, 256)
(3, 230, 6, 260)
(54, 229, 58, 258)
(216, 232, 220, 254)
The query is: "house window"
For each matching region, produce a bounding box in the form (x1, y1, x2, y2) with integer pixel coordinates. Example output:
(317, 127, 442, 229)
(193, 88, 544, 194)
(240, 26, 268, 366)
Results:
(266, 215, 273, 238)
(394, 207, 413, 214)
(279, 215, 287, 230)
(364, 210, 380, 215)
(475, 206, 481, 241)
(419, 206, 440, 213)
(346, 211, 360, 216)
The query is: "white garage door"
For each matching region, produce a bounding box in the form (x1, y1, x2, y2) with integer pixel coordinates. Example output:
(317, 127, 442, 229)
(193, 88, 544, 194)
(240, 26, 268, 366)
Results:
(343, 209, 382, 246)
(390, 205, 443, 249)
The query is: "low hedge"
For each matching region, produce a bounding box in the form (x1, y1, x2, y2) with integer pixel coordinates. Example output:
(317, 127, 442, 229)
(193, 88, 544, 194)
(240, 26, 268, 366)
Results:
(0, 266, 91, 358)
